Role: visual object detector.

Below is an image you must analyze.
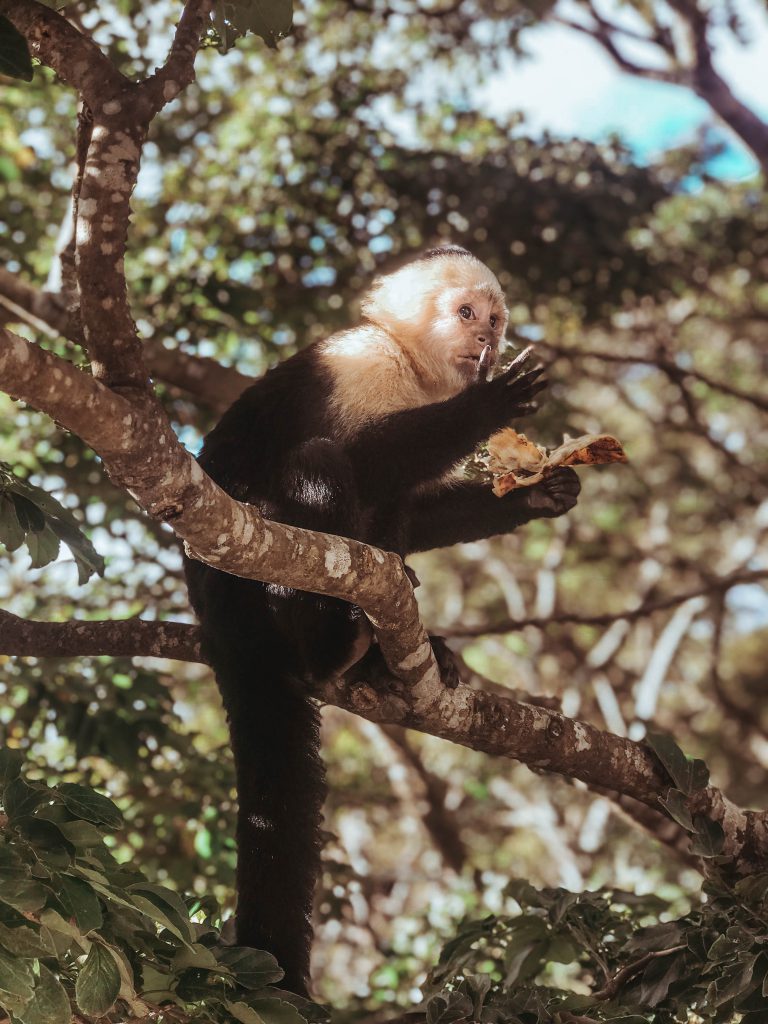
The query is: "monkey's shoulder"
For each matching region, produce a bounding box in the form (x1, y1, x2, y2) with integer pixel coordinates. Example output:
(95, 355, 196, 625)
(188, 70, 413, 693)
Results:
(318, 325, 432, 433)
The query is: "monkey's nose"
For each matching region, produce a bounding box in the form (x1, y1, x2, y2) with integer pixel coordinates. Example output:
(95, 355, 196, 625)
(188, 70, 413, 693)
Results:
(476, 335, 486, 345)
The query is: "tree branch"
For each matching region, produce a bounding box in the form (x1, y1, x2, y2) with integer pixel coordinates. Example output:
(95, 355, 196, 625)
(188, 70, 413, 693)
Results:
(0, 0, 125, 107)
(0, 2, 449, 708)
(143, 339, 254, 412)
(551, 14, 678, 84)
(0, 268, 252, 412)
(4, 607, 767, 875)
(139, 0, 214, 115)
(0, 608, 202, 661)
(0, 325, 443, 706)
(448, 569, 768, 637)
(553, 0, 768, 174)
(380, 724, 468, 873)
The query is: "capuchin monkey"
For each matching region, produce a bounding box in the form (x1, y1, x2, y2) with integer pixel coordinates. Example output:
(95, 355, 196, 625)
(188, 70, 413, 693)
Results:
(184, 246, 580, 995)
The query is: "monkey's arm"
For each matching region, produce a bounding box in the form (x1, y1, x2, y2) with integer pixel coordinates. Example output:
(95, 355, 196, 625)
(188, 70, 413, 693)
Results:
(348, 361, 545, 498)
(406, 469, 581, 553)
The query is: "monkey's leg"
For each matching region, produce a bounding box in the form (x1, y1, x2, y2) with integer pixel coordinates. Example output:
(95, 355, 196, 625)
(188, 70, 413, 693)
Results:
(187, 568, 322, 996)
(405, 469, 581, 553)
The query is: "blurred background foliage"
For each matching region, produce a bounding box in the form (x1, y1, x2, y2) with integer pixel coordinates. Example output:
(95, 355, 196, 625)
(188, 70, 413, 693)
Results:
(1, 0, 767, 1014)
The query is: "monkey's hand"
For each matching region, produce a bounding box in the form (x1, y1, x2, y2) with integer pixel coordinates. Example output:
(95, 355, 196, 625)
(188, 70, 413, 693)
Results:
(522, 467, 581, 518)
(481, 346, 547, 422)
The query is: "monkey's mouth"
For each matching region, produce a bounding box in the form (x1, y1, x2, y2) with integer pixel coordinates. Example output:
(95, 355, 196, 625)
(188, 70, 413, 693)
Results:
(456, 356, 481, 378)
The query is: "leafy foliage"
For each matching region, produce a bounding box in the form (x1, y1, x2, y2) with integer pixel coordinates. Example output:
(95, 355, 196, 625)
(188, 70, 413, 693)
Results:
(0, 749, 322, 1024)
(0, 15, 33, 82)
(2, 0, 767, 1013)
(0, 463, 104, 583)
(211, 0, 293, 51)
(424, 877, 768, 1022)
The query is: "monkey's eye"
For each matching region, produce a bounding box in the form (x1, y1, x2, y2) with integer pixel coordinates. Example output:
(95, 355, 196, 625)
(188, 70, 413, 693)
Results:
(489, 315, 498, 329)
(458, 305, 474, 320)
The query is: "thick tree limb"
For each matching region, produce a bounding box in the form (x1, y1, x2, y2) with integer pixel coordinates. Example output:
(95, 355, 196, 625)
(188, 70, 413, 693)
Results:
(0, 608, 202, 662)
(4, 607, 767, 875)
(1, 1, 446, 700)
(0, 325, 443, 706)
(0, 268, 252, 412)
(139, 0, 214, 115)
(0, 0, 125, 107)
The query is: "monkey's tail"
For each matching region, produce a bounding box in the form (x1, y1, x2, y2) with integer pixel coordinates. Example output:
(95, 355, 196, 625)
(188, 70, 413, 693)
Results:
(209, 635, 325, 997)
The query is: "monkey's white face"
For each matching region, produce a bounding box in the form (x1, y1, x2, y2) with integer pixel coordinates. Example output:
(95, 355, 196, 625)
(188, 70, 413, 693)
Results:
(423, 285, 508, 396)
(354, 251, 509, 410)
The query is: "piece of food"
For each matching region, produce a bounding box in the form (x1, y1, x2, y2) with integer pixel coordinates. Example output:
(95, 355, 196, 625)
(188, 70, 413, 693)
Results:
(484, 429, 628, 497)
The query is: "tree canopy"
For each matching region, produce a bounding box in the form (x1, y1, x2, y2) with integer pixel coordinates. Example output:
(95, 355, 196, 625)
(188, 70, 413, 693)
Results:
(0, 0, 767, 1020)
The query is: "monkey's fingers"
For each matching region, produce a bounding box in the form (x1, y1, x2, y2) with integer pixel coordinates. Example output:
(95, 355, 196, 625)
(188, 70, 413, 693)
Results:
(506, 374, 548, 403)
(477, 344, 493, 382)
(510, 401, 540, 418)
(506, 346, 534, 373)
(505, 364, 546, 387)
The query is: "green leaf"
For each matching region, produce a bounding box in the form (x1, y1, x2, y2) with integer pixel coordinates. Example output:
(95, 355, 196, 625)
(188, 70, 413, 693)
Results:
(46, 517, 104, 584)
(0, 15, 33, 81)
(57, 877, 103, 934)
(38, 907, 86, 946)
(17, 964, 70, 1024)
(57, 783, 122, 830)
(0, 877, 46, 914)
(3, 778, 49, 822)
(214, 0, 293, 50)
(0, 945, 35, 999)
(0, 470, 104, 581)
(3, 473, 81, 532)
(75, 942, 121, 1016)
(0, 495, 25, 552)
(172, 943, 220, 971)
(636, 950, 687, 1006)
(17, 821, 73, 869)
(658, 788, 694, 831)
(0, 920, 56, 959)
(128, 893, 193, 944)
(227, 1000, 268, 1024)
(11, 495, 45, 533)
(228, 997, 307, 1024)
(646, 732, 709, 794)
(218, 947, 284, 988)
(107, 945, 148, 1018)
(425, 993, 474, 1024)
(0, 749, 24, 789)
(690, 815, 725, 858)
(713, 955, 758, 1007)
(56, 820, 106, 848)
(24, 526, 60, 570)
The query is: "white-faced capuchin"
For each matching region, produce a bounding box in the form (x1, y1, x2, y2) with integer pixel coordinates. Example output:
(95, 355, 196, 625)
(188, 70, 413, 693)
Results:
(184, 246, 580, 995)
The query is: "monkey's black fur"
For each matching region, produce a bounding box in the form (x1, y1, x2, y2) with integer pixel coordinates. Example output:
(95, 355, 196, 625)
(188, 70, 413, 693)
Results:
(185, 341, 580, 994)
